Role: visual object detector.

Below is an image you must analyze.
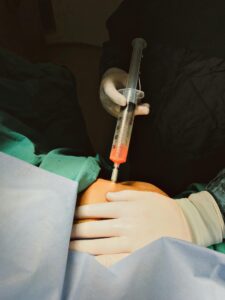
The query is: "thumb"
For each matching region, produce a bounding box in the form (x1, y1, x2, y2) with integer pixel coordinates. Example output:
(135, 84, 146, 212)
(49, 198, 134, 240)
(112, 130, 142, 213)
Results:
(104, 81, 127, 106)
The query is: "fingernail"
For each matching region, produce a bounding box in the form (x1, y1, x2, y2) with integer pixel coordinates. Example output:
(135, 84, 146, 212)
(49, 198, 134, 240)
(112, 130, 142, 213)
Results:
(120, 99, 126, 106)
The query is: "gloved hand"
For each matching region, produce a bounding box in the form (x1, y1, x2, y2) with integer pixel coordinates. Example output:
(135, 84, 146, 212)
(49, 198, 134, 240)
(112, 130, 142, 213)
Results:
(100, 68, 150, 117)
(70, 190, 224, 266)
(71, 191, 192, 255)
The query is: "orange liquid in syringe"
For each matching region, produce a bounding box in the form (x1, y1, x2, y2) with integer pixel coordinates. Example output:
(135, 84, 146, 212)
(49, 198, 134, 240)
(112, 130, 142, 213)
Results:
(110, 145, 129, 164)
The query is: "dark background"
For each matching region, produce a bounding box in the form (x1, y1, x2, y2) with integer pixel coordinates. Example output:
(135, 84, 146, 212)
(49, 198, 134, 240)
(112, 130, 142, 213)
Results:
(0, 0, 122, 155)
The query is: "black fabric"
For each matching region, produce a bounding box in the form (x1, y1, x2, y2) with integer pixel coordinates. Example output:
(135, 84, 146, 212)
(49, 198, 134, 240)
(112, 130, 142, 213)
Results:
(100, 0, 225, 214)
(0, 47, 94, 156)
(129, 47, 225, 197)
(100, 0, 225, 76)
(207, 170, 225, 222)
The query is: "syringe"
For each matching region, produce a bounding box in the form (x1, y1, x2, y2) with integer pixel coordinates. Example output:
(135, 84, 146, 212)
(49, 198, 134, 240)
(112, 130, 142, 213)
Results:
(110, 38, 147, 182)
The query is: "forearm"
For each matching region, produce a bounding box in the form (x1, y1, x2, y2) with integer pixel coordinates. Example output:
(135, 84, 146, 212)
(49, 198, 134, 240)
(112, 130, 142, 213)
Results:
(177, 191, 225, 246)
(174, 169, 225, 246)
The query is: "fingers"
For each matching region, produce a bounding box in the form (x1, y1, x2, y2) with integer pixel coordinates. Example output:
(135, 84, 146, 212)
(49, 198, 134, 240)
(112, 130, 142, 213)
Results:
(70, 236, 129, 255)
(75, 202, 122, 219)
(100, 96, 120, 118)
(101, 68, 128, 107)
(135, 103, 150, 116)
(106, 190, 144, 202)
(100, 69, 150, 117)
(103, 80, 127, 106)
(106, 190, 164, 204)
(103, 82, 150, 115)
(103, 99, 150, 118)
(119, 71, 128, 88)
(71, 219, 121, 239)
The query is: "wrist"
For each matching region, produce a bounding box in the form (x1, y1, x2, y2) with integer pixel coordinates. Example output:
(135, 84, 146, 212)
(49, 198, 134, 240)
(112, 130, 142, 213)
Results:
(177, 191, 225, 247)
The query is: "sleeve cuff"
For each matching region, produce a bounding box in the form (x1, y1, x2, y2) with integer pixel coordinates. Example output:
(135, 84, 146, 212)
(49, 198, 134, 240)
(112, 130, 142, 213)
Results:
(177, 191, 225, 247)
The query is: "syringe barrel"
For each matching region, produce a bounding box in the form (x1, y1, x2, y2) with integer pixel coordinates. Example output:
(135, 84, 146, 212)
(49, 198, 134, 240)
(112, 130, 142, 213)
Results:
(110, 98, 136, 164)
(127, 38, 147, 93)
(110, 38, 147, 166)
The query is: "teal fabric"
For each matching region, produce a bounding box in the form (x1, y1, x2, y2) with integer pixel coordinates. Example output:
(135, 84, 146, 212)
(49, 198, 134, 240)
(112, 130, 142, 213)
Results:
(0, 111, 43, 165)
(175, 182, 225, 254)
(208, 243, 225, 253)
(0, 110, 100, 192)
(40, 150, 100, 192)
(174, 182, 207, 199)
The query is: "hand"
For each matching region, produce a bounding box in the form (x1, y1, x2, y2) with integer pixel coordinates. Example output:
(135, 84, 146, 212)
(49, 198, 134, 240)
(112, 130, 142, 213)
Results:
(70, 191, 192, 256)
(100, 68, 150, 117)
